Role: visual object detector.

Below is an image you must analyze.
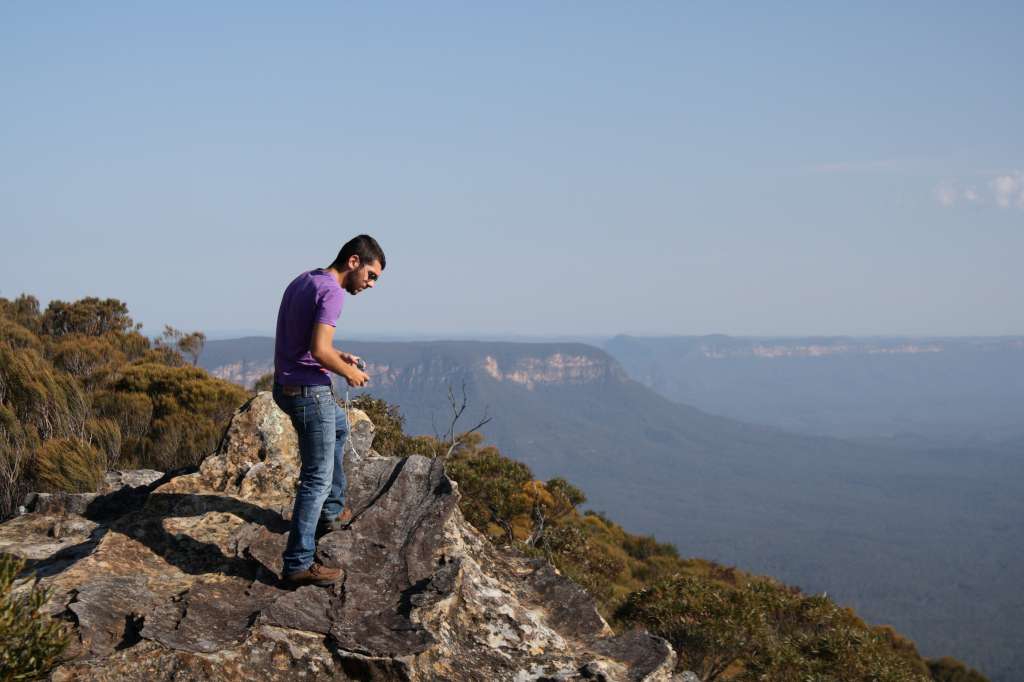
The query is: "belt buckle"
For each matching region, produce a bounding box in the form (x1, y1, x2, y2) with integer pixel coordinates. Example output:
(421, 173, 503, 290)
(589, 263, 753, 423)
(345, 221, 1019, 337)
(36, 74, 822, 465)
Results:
(282, 385, 301, 396)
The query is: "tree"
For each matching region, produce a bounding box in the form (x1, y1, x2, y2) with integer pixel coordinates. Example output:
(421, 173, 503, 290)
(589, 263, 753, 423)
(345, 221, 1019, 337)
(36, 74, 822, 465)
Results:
(41, 297, 136, 338)
(0, 294, 42, 332)
(155, 326, 205, 366)
(48, 333, 127, 388)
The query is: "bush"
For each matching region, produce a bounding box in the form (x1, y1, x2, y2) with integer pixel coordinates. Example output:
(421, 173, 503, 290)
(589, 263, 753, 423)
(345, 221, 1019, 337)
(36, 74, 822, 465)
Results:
(103, 362, 248, 469)
(253, 372, 274, 393)
(85, 418, 123, 468)
(0, 345, 88, 442)
(40, 297, 135, 338)
(927, 657, 990, 682)
(0, 554, 70, 679)
(446, 443, 533, 543)
(615, 574, 930, 682)
(31, 438, 106, 493)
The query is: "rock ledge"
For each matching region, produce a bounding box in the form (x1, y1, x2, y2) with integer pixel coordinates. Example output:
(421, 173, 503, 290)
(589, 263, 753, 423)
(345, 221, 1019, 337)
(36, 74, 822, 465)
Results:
(0, 393, 680, 681)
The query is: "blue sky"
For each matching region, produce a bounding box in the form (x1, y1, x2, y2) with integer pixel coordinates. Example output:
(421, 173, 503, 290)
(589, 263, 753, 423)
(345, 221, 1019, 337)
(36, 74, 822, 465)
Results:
(2, 3, 1021, 338)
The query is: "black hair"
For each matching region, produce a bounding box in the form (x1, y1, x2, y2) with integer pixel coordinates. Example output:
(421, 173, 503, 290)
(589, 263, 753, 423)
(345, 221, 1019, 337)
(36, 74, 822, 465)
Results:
(330, 234, 386, 270)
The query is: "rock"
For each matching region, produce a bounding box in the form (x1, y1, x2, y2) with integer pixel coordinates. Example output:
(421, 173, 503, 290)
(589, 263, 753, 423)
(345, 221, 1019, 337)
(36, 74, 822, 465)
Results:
(103, 470, 165, 492)
(2, 392, 677, 681)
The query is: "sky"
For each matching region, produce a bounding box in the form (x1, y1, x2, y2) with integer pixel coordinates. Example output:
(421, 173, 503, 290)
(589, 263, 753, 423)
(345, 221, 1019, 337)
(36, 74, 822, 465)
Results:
(2, 3, 1022, 339)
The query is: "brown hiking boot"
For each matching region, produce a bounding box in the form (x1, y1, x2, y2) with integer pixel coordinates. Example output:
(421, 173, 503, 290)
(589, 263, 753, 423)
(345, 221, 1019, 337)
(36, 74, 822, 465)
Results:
(283, 563, 343, 587)
(315, 507, 354, 538)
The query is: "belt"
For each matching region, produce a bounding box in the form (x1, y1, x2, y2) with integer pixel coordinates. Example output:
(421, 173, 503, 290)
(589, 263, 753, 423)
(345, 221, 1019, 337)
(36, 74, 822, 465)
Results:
(276, 383, 332, 397)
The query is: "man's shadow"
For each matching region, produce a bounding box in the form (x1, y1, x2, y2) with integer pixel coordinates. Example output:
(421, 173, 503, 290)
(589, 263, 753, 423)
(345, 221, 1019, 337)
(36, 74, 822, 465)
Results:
(34, 468, 292, 586)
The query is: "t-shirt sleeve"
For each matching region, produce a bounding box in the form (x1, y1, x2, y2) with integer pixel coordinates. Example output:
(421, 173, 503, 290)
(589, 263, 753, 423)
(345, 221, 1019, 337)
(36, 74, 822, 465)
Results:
(314, 287, 343, 327)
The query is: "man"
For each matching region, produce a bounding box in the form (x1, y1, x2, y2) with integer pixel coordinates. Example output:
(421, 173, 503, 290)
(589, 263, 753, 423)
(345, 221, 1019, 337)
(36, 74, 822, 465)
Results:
(272, 234, 385, 586)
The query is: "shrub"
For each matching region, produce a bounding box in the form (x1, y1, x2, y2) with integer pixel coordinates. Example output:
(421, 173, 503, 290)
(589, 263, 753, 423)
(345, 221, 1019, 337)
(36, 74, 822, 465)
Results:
(253, 372, 274, 393)
(0, 554, 70, 679)
(0, 345, 88, 442)
(927, 657, 990, 682)
(103, 362, 248, 469)
(615, 574, 930, 682)
(48, 334, 126, 387)
(85, 418, 123, 469)
(31, 438, 106, 493)
(349, 394, 426, 457)
(40, 297, 136, 338)
(0, 294, 42, 333)
(446, 444, 533, 543)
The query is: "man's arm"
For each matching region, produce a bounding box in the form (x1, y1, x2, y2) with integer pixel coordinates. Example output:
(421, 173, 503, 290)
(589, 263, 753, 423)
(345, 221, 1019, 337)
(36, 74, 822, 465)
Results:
(310, 323, 369, 386)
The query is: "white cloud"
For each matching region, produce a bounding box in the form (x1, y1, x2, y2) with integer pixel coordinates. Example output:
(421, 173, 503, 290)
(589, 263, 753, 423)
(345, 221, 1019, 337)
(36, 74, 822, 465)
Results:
(934, 173, 1024, 209)
(991, 172, 1024, 209)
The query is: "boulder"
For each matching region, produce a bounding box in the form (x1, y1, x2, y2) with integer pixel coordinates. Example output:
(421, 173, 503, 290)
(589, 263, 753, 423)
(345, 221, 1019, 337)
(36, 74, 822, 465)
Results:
(3, 392, 677, 681)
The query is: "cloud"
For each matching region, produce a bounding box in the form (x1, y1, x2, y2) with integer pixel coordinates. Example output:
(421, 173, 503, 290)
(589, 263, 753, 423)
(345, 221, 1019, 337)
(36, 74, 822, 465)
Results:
(932, 182, 979, 207)
(991, 172, 1024, 209)
(933, 172, 1024, 209)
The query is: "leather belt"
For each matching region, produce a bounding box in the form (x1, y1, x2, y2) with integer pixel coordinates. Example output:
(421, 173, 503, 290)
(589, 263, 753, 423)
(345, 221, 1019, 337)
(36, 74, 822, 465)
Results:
(277, 383, 329, 397)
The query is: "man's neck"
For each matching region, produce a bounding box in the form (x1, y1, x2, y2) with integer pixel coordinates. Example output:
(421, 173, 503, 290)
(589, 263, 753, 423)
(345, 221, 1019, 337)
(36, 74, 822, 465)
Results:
(323, 266, 348, 289)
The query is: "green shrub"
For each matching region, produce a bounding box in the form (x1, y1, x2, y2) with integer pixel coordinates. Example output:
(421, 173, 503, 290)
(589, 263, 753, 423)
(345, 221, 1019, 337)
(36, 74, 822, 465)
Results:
(31, 438, 106, 493)
(0, 318, 43, 353)
(85, 417, 123, 468)
(40, 297, 135, 338)
(0, 554, 69, 679)
(0, 345, 88, 442)
(103, 362, 248, 469)
(348, 394, 434, 457)
(927, 657, 990, 682)
(0, 294, 42, 333)
(615, 574, 930, 681)
(253, 372, 274, 393)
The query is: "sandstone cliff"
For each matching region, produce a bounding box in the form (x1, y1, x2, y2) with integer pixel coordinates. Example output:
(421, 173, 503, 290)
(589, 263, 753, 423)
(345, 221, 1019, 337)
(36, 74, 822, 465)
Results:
(0, 393, 679, 681)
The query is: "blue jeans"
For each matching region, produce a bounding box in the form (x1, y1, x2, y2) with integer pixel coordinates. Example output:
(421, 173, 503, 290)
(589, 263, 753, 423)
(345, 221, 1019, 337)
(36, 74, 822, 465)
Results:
(272, 383, 348, 575)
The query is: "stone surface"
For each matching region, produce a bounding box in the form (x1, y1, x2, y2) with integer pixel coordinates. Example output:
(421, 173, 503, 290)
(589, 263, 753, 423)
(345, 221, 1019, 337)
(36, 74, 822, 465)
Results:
(3, 392, 677, 681)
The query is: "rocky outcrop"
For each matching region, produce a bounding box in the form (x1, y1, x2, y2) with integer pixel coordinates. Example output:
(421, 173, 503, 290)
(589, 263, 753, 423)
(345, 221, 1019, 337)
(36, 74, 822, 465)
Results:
(1, 393, 679, 681)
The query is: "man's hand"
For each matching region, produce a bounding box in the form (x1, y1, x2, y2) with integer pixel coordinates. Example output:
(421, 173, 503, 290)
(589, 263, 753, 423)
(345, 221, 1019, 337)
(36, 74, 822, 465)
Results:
(340, 363, 369, 387)
(339, 352, 362, 367)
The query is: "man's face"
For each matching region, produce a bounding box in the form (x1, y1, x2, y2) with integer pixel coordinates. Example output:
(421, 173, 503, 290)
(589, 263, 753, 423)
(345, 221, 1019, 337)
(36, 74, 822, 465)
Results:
(345, 257, 382, 295)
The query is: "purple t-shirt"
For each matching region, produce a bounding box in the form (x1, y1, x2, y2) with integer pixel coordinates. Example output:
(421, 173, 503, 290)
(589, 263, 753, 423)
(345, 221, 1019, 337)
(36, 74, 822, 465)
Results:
(274, 269, 344, 386)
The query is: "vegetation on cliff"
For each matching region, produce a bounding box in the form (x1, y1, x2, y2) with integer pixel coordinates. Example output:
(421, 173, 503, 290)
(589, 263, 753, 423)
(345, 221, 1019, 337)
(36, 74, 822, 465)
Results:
(0, 294, 246, 518)
(0, 553, 70, 680)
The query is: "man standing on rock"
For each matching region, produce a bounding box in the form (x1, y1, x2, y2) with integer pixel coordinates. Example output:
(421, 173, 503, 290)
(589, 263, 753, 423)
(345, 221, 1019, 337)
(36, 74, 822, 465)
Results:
(272, 234, 385, 586)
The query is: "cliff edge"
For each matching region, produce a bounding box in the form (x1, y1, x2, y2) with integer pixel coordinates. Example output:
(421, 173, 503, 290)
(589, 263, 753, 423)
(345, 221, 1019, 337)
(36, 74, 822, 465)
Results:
(0, 393, 678, 681)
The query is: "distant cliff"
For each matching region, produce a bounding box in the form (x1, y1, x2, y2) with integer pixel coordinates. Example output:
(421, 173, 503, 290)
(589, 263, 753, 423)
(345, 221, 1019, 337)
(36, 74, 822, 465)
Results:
(604, 334, 1024, 442)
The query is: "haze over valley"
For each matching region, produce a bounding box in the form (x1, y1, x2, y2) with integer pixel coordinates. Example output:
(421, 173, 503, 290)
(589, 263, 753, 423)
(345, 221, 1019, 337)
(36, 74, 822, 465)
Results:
(201, 335, 1024, 681)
